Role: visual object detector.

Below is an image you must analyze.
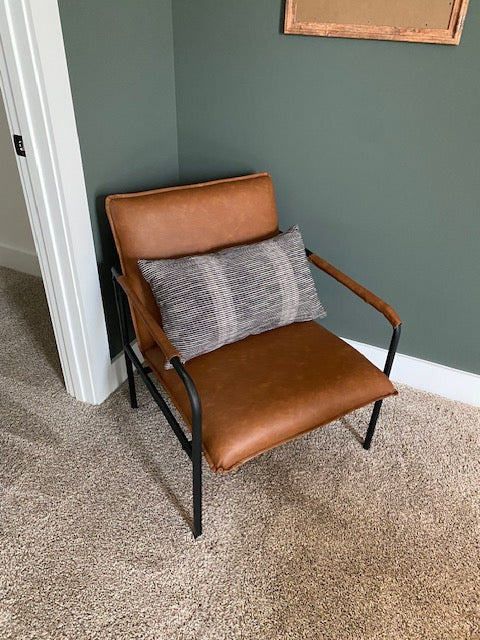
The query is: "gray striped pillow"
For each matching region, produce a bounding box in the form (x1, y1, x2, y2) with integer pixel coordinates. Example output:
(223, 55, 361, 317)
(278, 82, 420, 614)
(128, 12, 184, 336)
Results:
(138, 226, 326, 367)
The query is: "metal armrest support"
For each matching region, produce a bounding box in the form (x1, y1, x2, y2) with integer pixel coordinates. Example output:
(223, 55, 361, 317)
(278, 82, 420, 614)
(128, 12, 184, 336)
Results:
(111, 267, 203, 538)
(306, 250, 402, 450)
(306, 248, 402, 372)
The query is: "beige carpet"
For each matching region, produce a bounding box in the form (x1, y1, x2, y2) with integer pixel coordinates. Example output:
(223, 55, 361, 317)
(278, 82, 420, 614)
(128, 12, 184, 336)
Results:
(0, 265, 479, 640)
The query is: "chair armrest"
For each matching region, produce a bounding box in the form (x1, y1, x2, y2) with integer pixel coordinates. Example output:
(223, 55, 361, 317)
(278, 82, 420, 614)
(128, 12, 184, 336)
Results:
(307, 252, 401, 329)
(115, 272, 182, 363)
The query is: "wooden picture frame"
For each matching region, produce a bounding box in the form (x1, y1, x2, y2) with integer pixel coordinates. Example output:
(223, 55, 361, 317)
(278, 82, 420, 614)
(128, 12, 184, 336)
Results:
(284, 0, 470, 45)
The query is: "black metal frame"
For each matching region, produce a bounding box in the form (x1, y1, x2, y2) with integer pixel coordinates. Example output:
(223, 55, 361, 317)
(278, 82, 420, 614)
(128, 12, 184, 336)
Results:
(112, 267, 203, 538)
(363, 324, 401, 450)
(112, 251, 400, 538)
(305, 246, 401, 450)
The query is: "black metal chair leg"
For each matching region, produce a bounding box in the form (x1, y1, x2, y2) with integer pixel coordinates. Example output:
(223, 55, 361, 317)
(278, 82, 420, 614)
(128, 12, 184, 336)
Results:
(193, 452, 202, 539)
(113, 269, 138, 409)
(364, 325, 402, 450)
(190, 390, 202, 538)
(125, 355, 138, 409)
(363, 399, 383, 450)
(171, 356, 203, 539)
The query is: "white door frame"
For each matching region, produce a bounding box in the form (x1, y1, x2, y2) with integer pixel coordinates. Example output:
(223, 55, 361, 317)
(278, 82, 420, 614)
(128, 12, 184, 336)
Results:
(0, 0, 126, 404)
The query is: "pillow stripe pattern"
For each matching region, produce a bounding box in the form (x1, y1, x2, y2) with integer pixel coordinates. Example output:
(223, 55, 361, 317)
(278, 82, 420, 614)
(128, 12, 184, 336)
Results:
(138, 226, 326, 367)
(195, 254, 238, 346)
(264, 242, 300, 325)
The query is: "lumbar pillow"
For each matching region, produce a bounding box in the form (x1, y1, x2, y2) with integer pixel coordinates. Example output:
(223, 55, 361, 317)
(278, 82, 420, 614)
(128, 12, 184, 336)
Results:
(138, 226, 326, 366)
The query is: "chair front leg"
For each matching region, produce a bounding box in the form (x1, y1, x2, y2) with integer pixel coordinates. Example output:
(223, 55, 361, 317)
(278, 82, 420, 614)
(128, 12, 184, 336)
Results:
(172, 357, 203, 538)
(363, 324, 402, 450)
(192, 412, 202, 539)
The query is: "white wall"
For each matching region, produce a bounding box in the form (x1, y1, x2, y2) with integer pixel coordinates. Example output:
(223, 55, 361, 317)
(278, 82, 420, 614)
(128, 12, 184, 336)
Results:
(0, 92, 39, 275)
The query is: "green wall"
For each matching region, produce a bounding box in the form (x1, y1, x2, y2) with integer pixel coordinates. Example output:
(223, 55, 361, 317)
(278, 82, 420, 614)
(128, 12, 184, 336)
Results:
(59, 0, 480, 375)
(58, 0, 178, 356)
(172, 0, 480, 374)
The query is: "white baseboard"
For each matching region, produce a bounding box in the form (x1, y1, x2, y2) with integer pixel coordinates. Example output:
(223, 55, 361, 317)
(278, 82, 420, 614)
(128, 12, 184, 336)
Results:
(0, 241, 41, 276)
(343, 338, 480, 408)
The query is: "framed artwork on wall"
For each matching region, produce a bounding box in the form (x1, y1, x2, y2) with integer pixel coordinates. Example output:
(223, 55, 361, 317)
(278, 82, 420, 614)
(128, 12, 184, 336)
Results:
(284, 0, 470, 45)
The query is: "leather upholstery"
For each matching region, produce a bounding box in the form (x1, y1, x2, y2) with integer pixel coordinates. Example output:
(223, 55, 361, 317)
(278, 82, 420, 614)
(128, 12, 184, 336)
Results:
(106, 172, 399, 475)
(145, 321, 397, 473)
(106, 173, 278, 352)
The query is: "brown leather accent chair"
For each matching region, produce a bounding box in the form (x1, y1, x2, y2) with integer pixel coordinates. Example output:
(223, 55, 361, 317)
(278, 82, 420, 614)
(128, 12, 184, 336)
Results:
(106, 173, 401, 539)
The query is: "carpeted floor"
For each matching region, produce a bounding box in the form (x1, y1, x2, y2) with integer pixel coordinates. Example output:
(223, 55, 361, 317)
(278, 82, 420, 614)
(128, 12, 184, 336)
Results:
(0, 265, 479, 640)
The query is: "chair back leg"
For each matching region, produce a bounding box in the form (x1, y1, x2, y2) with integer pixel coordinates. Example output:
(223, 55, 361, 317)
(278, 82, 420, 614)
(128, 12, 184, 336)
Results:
(113, 272, 138, 409)
(125, 357, 138, 409)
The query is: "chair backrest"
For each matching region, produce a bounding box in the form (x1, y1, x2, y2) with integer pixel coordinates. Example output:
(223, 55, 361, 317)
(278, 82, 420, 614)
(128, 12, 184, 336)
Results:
(106, 172, 279, 353)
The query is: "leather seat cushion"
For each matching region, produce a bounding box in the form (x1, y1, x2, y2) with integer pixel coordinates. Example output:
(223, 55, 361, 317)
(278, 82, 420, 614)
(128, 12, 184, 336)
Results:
(145, 321, 397, 473)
